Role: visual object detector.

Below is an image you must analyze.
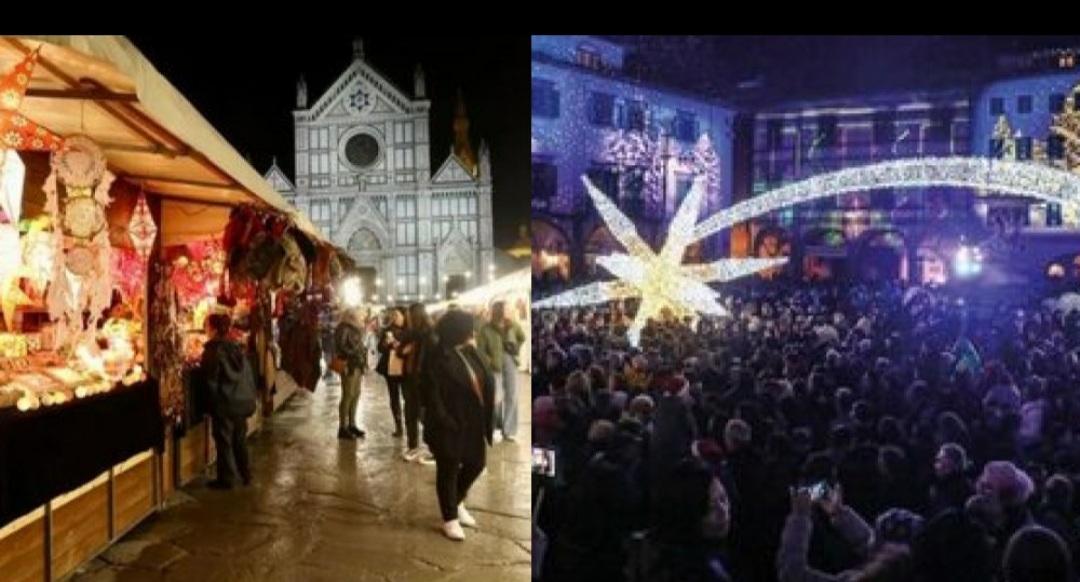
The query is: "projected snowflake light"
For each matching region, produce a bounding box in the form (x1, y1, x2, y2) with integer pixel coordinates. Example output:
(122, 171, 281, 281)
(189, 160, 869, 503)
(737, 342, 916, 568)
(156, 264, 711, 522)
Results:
(692, 157, 1080, 243)
(533, 175, 785, 345)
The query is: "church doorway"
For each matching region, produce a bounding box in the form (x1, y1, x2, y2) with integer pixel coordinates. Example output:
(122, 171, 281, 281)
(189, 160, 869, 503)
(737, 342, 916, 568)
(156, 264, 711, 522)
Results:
(446, 275, 467, 300)
(355, 266, 376, 300)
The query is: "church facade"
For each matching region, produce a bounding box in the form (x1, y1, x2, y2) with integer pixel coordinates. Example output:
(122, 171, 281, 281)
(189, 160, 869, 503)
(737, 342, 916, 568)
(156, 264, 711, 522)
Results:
(267, 39, 495, 302)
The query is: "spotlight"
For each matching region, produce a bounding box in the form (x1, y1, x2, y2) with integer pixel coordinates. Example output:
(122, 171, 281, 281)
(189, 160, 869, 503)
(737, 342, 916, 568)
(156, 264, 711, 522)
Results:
(953, 244, 983, 278)
(340, 276, 363, 307)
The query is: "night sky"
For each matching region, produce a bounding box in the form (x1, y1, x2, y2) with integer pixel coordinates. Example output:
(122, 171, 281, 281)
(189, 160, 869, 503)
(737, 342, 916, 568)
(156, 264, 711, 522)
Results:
(608, 36, 1080, 106)
(126, 34, 530, 249)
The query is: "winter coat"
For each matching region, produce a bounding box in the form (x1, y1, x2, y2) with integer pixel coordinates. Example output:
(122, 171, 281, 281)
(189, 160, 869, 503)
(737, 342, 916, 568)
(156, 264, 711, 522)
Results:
(200, 338, 257, 418)
(375, 324, 405, 377)
(335, 321, 368, 374)
(422, 343, 496, 458)
(776, 507, 873, 582)
(476, 320, 526, 374)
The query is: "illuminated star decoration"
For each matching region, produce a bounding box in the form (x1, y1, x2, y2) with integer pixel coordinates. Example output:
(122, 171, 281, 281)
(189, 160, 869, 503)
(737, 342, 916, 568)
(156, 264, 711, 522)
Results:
(534, 175, 787, 346)
(0, 47, 63, 151)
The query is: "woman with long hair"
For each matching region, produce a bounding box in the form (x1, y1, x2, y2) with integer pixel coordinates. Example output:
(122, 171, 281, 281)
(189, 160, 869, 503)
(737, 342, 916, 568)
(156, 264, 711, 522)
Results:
(334, 307, 369, 440)
(477, 300, 527, 442)
(399, 302, 437, 464)
(424, 309, 495, 540)
(376, 307, 407, 437)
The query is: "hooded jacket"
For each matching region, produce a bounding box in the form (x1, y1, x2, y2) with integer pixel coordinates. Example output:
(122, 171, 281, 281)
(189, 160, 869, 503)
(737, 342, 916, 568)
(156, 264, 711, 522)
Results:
(201, 338, 258, 418)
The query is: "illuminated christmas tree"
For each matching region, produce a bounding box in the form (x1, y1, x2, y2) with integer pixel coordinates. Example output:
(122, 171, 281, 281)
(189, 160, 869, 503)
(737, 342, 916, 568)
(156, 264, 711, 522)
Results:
(1051, 82, 1080, 170)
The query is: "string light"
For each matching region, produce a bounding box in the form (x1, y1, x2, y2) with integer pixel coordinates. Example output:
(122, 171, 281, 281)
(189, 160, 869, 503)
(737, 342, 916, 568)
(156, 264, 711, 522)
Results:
(692, 156, 1080, 243)
(534, 175, 785, 345)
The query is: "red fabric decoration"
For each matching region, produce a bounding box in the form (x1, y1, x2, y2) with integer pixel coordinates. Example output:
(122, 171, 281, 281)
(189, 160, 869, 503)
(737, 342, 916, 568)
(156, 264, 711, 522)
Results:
(0, 48, 63, 151)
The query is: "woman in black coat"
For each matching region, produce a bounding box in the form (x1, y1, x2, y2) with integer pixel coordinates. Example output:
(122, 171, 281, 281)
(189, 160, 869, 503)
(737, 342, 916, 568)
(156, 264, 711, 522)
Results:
(423, 309, 495, 541)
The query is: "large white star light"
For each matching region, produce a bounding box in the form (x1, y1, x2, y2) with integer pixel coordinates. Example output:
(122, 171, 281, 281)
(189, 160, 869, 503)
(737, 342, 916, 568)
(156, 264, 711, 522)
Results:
(534, 175, 786, 345)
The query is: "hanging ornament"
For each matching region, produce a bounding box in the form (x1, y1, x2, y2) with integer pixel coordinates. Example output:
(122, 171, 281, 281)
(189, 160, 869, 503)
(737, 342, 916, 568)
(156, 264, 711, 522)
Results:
(0, 48, 63, 152)
(128, 193, 157, 259)
(0, 149, 24, 223)
(43, 134, 114, 353)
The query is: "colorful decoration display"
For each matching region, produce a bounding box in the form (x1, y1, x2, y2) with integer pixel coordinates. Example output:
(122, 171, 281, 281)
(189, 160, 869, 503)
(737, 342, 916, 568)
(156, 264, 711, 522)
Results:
(150, 261, 184, 425)
(170, 239, 225, 306)
(534, 176, 786, 345)
(128, 193, 157, 259)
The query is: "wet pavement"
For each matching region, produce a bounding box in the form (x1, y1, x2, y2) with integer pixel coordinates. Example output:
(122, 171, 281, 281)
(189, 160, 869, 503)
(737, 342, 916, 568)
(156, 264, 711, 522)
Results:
(71, 370, 532, 582)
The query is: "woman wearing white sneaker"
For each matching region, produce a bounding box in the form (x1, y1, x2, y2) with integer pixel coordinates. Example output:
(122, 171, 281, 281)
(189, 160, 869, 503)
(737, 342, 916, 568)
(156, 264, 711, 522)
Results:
(423, 309, 495, 541)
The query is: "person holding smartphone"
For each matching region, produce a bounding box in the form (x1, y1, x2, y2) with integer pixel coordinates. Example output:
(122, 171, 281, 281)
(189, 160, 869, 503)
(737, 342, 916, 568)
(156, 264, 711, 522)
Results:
(777, 483, 891, 582)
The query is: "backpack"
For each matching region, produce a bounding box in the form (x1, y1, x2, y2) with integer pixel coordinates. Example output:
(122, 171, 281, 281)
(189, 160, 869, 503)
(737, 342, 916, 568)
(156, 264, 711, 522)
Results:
(207, 341, 258, 417)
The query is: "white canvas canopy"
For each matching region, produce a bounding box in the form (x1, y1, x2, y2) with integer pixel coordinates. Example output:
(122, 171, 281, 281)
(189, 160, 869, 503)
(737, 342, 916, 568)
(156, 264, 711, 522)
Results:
(428, 267, 531, 313)
(0, 35, 324, 244)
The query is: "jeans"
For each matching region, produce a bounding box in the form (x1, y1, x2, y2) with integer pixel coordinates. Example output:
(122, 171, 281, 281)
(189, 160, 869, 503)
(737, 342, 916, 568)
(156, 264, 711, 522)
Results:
(211, 414, 251, 485)
(385, 376, 403, 431)
(402, 376, 422, 449)
(495, 353, 519, 438)
(339, 367, 362, 429)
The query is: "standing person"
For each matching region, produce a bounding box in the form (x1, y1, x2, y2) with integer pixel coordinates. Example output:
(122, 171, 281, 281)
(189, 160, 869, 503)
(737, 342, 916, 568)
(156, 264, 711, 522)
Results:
(423, 309, 495, 541)
(201, 312, 257, 489)
(376, 308, 407, 437)
(400, 303, 437, 464)
(477, 300, 526, 442)
(335, 308, 368, 440)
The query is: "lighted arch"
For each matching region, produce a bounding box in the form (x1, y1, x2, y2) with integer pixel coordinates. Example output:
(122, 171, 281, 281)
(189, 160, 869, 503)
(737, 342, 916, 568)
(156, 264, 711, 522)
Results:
(692, 157, 1080, 243)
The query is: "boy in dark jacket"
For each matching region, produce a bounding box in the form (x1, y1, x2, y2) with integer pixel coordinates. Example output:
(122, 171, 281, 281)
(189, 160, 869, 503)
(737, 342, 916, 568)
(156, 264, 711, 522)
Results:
(201, 312, 257, 489)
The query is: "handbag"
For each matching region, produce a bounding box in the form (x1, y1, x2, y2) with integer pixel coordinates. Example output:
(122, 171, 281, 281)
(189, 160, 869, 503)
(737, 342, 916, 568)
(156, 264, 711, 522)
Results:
(329, 355, 348, 375)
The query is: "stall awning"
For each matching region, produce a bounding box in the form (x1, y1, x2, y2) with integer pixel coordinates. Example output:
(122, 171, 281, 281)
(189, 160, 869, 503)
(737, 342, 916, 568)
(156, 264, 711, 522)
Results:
(0, 35, 325, 243)
(427, 267, 531, 313)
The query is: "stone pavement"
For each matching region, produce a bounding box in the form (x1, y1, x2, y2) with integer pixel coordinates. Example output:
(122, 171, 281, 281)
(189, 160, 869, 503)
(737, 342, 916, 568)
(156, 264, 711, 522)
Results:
(71, 371, 532, 582)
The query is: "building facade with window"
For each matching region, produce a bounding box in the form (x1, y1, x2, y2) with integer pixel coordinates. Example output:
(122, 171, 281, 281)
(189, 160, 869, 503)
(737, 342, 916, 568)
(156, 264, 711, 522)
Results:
(267, 40, 495, 302)
(972, 72, 1080, 229)
(969, 71, 1080, 282)
(743, 90, 975, 283)
(531, 35, 735, 283)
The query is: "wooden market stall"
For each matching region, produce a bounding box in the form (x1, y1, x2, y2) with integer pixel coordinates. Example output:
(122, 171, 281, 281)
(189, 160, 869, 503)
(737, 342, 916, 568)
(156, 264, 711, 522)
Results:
(0, 36, 343, 582)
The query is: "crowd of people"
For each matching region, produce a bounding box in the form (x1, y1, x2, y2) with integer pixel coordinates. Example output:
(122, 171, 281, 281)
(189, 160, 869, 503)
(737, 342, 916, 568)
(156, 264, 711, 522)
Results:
(327, 298, 526, 540)
(532, 280, 1080, 581)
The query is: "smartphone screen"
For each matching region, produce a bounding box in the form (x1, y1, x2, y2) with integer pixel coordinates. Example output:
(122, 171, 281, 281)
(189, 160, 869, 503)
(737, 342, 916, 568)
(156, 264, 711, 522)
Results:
(807, 481, 829, 501)
(532, 447, 556, 478)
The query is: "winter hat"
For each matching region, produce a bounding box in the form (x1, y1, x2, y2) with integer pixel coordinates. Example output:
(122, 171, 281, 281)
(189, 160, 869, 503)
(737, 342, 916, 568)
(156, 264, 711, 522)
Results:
(875, 508, 925, 546)
(977, 461, 1035, 507)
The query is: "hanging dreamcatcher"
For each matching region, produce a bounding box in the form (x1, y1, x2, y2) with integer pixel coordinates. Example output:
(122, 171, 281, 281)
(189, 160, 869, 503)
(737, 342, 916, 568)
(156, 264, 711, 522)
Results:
(43, 135, 114, 352)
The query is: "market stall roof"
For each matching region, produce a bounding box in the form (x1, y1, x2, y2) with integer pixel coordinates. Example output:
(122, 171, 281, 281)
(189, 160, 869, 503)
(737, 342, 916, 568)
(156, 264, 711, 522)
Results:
(0, 35, 325, 242)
